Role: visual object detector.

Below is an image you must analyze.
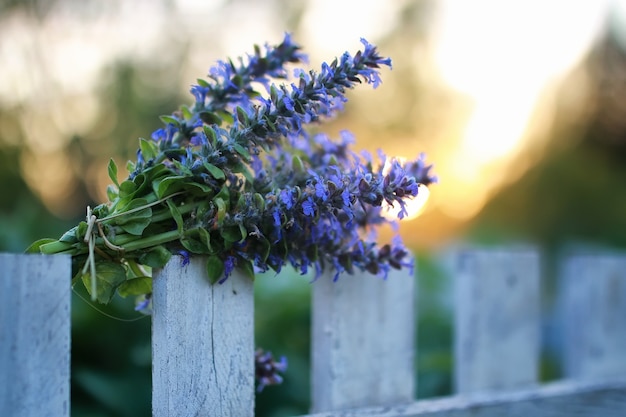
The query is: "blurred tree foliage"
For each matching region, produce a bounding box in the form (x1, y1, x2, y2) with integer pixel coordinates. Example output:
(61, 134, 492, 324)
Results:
(472, 30, 626, 251)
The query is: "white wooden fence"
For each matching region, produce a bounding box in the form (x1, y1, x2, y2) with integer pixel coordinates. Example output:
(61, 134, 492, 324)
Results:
(2, 248, 626, 416)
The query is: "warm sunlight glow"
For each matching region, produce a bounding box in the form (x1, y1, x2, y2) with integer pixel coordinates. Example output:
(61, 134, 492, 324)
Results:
(432, 0, 610, 219)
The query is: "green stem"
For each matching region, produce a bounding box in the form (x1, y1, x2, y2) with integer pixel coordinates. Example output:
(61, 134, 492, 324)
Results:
(115, 230, 181, 252)
(39, 240, 77, 255)
(98, 191, 185, 223)
(38, 228, 168, 256)
(127, 259, 148, 277)
(150, 201, 200, 223)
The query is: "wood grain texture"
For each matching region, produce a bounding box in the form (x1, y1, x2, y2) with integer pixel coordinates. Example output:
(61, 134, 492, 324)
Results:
(311, 269, 416, 412)
(559, 254, 626, 380)
(454, 249, 540, 394)
(0, 254, 71, 417)
(296, 378, 626, 417)
(151, 257, 254, 417)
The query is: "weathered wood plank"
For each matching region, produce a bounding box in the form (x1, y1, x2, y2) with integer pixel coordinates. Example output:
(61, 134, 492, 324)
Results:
(151, 257, 254, 417)
(311, 268, 415, 412)
(560, 254, 626, 379)
(0, 254, 71, 417)
(296, 378, 626, 417)
(454, 249, 540, 393)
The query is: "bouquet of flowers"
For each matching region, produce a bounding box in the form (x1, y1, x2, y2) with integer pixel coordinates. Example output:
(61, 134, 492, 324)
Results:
(29, 33, 436, 314)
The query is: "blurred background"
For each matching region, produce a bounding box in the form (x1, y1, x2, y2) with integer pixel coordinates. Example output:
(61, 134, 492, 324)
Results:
(2, 0, 626, 415)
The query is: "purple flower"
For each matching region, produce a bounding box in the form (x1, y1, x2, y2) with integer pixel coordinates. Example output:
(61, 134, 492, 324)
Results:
(282, 96, 295, 112)
(272, 209, 282, 227)
(134, 294, 152, 315)
(223, 256, 236, 279)
(341, 188, 351, 208)
(190, 84, 209, 105)
(302, 197, 316, 216)
(178, 250, 190, 267)
(314, 181, 327, 201)
(255, 349, 288, 392)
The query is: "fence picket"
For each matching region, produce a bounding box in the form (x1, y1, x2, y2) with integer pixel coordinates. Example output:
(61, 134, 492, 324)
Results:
(311, 269, 415, 412)
(151, 257, 254, 417)
(559, 254, 626, 380)
(454, 249, 540, 393)
(5, 248, 626, 417)
(0, 254, 71, 417)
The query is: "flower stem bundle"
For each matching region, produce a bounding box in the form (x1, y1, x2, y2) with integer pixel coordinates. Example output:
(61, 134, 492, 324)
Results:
(29, 34, 437, 307)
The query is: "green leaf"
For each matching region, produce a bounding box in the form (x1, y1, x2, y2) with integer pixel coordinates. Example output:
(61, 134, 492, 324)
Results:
(81, 261, 127, 304)
(154, 176, 186, 199)
(232, 74, 244, 88)
(239, 223, 247, 241)
(107, 158, 119, 187)
(119, 180, 137, 199)
(203, 125, 218, 145)
(264, 114, 277, 132)
(59, 225, 80, 243)
(114, 198, 152, 236)
(292, 155, 305, 174)
(181, 105, 193, 120)
(197, 228, 212, 252)
(106, 184, 118, 201)
(256, 237, 271, 262)
(253, 193, 265, 211)
(166, 200, 184, 234)
(236, 106, 248, 124)
(199, 112, 222, 126)
(76, 221, 89, 241)
(181, 236, 209, 254)
(139, 137, 157, 161)
(214, 198, 226, 224)
(217, 109, 233, 125)
(196, 78, 210, 87)
(221, 225, 244, 243)
(233, 143, 250, 160)
(159, 115, 180, 126)
(206, 255, 224, 284)
(238, 259, 255, 280)
(215, 185, 230, 201)
(138, 245, 172, 268)
(184, 181, 213, 195)
(181, 228, 212, 254)
(25, 238, 57, 254)
(203, 162, 225, 180)
(270, 84, 279, 104)
(117, 277, 152, 298)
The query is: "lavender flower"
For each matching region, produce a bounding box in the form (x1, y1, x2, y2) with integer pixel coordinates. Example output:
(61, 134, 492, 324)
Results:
(255, 349, 288, 392)
(36, 32, 436, 332)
